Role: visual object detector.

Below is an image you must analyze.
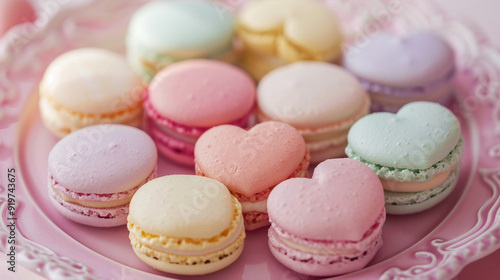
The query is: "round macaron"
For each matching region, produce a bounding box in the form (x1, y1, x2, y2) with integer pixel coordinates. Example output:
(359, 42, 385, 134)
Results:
(267, 158, 386, 276)
(126, 0, 236, 82)
(257, 62, 370, 164)
(346, 101, 464, 215)
(127, 175, 245, 275)
(194, 121, 310, 230)
(39, 48, 144, 138)
(48, 124, 157, 227)
(237, 0, 343, 80)
(344, 31, 456, 112)
(144, 59, 256, 166)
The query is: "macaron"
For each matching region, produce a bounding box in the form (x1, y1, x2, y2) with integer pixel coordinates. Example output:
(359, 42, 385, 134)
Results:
(344, 31, 456, 112)
(194, 121, 310, 230)
(144, 59, 256, 166)
(346, 101, 464, 215)
(127, 175, 245, 275)
(257, 62, 370, 164)
(237, 0, 343, 81)
(48, 124, 157, 227)
(267, 158, 386, 276)
(126, 0, 236, 82)
(39, 48, 144, 137)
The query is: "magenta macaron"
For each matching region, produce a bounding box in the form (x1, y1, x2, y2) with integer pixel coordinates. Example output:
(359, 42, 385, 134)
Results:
(267, 158, 385, 276)
(143, 59, 256, 166)
(48, 124, 157, 227)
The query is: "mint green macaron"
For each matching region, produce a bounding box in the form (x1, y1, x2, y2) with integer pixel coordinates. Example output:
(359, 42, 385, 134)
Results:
(126, 0, 235, 82)
(346, 101, 464, 214)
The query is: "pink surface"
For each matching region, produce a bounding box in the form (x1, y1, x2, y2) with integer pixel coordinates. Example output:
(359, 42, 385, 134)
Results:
(268, 159, 385, 241)
(344, 31, 455, 88)
(1, 0, 500, 279)
(48, 124, 157, 193)
(0, 0, 35, 37)
(194, 121, 307, 196)
(148, 60, 255, 127)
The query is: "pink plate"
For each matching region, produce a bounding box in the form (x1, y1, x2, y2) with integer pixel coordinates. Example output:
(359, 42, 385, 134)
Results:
(1, 0, 500, 279)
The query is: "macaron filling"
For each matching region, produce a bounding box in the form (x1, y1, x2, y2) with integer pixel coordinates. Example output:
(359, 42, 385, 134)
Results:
(144, 92, 254, 138)
(356, 66, 455, 97)
(269, 209, 385, 263)
(380, 163, 458, 192)
(49, 168, 156, 210)
(385, 165, 460, 206)
(345, 137, 464, 182)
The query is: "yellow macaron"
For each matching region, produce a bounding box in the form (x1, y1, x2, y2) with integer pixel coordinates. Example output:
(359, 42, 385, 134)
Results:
(237, 0, 343, 80)
(127, 175, 245, 275)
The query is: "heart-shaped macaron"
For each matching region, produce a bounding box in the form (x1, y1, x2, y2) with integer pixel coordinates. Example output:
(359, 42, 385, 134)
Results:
(194, 121, 307, 196)
(268, 158, 385, 241)
(344, 31, 455, 88)
(347, 102, 460, 169)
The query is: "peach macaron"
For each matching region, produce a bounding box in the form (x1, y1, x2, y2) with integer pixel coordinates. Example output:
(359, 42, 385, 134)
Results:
(194, 121, 310, 230)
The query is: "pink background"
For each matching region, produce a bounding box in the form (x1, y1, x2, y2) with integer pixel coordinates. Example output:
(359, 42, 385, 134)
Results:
(0, 0, 499, 279)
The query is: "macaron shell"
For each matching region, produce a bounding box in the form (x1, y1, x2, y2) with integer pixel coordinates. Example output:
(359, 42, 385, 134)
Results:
(127, 0, 234, 55)
(347, 101, 461, 169)
(258, 62, 367, 128)
(48, 124, 157, 193)
(268, 159, 385, 241)
(129, 175, 234, 239)
(194, 121, 307, 196)
(344, 31, 455, 88)
(148, 60, 255, 127)
(40, 48, 143, 114)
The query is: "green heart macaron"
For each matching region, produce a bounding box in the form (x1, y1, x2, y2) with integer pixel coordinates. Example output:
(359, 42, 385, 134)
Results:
(346, 101, 464, 214)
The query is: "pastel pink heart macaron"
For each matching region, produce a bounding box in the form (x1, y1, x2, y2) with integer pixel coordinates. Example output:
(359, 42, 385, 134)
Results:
(257, 62, 370, 163)
(268, 158, 385, 276)
(195, 121, 310, 230)
(144, 59, 256, 166)
(344, 31, 456, 112)
(48, 124, 157, 227)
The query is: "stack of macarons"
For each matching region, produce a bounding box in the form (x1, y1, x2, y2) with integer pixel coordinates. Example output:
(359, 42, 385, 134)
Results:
(236, 0, 343, 81)
(126, 0, 236, 83)
(144, 59, 256, 166)
(257, 62, 370, 163)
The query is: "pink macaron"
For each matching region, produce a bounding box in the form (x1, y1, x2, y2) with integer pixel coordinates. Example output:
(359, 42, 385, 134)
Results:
(195, 121, 310, 230)
(48, 124, 157, 227)
(267, 158, 385, 276)
(144, 59, 256, 166)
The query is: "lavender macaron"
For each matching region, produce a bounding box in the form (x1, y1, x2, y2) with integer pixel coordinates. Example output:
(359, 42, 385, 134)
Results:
(344, 31, 456, 112)
(48, 124, 157, 227)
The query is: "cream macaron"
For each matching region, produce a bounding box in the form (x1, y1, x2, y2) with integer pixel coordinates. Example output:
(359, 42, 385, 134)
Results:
(237, 0, 343, 80)
(257, 62, 370, 164)
(128, 175, 245, 275)
(39, 48, 144, 137)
